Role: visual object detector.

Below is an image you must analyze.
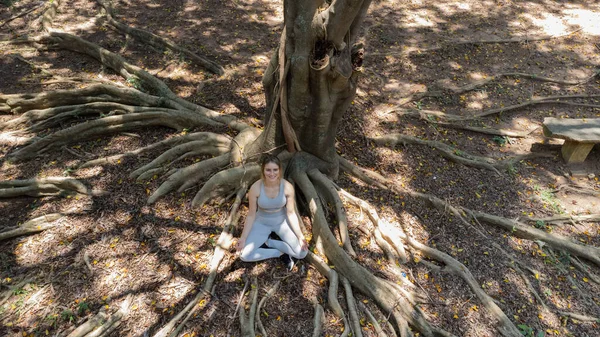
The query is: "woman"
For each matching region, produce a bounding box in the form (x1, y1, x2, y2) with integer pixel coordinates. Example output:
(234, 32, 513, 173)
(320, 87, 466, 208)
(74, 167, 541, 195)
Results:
(236, 155, 308, 270)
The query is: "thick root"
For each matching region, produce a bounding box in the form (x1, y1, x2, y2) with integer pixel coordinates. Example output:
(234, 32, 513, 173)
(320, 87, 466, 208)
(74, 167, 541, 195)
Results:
(339, 156, 600, 269)
(296, 171, 434, 336)
(153, 186, 246, 337)
(10, 110, 220, 161)
(1, 84, 163, 115)
(0, 213, 63, 242)
(239, 275, 258, 337)
(470, 211, 600, 267)
(80, 132, 228, 169)
(191, 163, 260, 208)
(0, 177, 89, 197)
(34, 32, 248, 132)
(305, 253, 351, 337)
(147, 154, 230, 204)
(130, 134, 231, 180)
(308, 170, 357, 257)
(373, 133, 551, 174)
(341, 276, 363, 337)
(358, 301, 388, 337)
(96, 0, 224, 75)
(311, 303, 325, 337)
(67, 295, 132, 337)
(255, 279, 284, 337)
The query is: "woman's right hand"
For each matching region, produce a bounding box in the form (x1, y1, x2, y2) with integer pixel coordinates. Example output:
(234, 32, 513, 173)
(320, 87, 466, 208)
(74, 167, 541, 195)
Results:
(236, 238, 245, 252)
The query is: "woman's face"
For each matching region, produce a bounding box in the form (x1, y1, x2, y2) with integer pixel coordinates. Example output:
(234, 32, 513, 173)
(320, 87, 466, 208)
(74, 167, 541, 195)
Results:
(263, 162, 280, 182)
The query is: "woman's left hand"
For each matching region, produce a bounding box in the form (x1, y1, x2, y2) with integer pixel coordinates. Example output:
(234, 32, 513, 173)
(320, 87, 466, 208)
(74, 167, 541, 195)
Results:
(300, 239, 308, 251)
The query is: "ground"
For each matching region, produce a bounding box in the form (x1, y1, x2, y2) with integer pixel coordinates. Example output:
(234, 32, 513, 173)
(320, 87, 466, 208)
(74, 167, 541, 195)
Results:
(1, 0, 600, 337)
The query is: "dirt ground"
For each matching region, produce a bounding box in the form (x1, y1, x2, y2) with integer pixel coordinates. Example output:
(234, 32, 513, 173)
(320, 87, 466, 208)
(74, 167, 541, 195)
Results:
(1, 0, 599, 336)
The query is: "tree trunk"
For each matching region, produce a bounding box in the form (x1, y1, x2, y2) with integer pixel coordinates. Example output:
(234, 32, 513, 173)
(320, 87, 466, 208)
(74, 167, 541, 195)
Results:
(247, 0, 370, 177)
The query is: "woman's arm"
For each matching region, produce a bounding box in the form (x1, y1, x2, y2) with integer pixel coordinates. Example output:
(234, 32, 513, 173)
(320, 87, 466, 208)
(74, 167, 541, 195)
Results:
(284, 180, 308, 250)
(236, 181, 260, 251)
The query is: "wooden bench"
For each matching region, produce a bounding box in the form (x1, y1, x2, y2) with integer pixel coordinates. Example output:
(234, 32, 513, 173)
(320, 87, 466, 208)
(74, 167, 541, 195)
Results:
(542, 117, 600, 164)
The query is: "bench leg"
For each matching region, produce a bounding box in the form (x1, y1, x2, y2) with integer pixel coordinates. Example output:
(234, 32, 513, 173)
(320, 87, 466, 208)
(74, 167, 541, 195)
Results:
(561, 141, 594, 164)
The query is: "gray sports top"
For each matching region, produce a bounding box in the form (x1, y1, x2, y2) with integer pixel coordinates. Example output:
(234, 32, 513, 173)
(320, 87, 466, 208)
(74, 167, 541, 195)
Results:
(257, 180, 286, 214)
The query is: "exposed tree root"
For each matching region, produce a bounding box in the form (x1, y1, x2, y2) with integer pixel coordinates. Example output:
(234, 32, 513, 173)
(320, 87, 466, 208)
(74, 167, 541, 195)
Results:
(146, 154, 231, 204)
(546, 248, 600, 311)
(190, 163, 261, 208)
(387, 94, 600, 123)
(10, 109, 220, 162)
(41, 0, 61, 32)
(305, 253, 351, 337)
(67, 295, 132, 337)
(569, 257, 600, 284)
(0, 213, 63, 242)
(31, 32, 248, 131)
(81, 132, 230, 169)
(426, 121, 533, 138)
(431, 71, 600, 96)
(95, 0, 224, 75)
(129, 135, 231, 180)
(239, 275, 258, 337)
(373, 133, 551, 174)
(471, 211, 600, 268)
(339, 156, 600, 269)
(527, 214, 600, 226)
(0, 2, 45, 29)
(255, 278, 285, 337)
(297, 170, 434, 337)
(558, 311, 600, 323)
(1, 84, 162, 115)
(358, 300, 388, 337)
(341, 276, 364, 337)
(308, 170, 357, 257)
(152, 186, 245, 337)
(0, 177, 90, 197)
(338, 186, 521, 337)
(339, 189, 414, 289)
(311, 303, 325, 337)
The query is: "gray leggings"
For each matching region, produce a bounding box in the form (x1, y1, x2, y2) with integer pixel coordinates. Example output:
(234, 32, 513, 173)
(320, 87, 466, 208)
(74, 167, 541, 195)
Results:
(240, 211, 307, 262)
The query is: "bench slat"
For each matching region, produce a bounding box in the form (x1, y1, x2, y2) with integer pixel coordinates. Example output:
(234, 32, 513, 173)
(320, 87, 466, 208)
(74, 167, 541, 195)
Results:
(542, 117, 600, 143)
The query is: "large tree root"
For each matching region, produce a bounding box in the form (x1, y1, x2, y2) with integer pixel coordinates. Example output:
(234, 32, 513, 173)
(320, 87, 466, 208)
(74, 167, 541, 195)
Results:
(387, 94, 600, 123)
(30, 31, 248, 131)
(0, 213, 63, 242)
(80, 132, 230, 169)
(255, 278, 286, 337)
(338, 185, 520, 337)
(1, 84, 163, 115)
(305, 253, 351, 337)
(373, 133, 551, 174)
(152, 186, 245, 337)
(296, 170, 435, 337)
(0, 177, 90, 197)
(129, 133, 231, 181)
(9, 109, 220, 161)
(95, 0, 224, 75)
(67, 295, 132, 337)
(339, 156, 600, 268)
(239, 275, 259, 337)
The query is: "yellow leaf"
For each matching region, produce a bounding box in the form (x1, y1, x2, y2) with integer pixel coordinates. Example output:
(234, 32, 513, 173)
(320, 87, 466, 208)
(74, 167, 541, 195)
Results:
(535, 273, 539, 280)
(483, 251, 489, 255)
(453, 314, 458, 319)
(583, 277, 589, 283)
